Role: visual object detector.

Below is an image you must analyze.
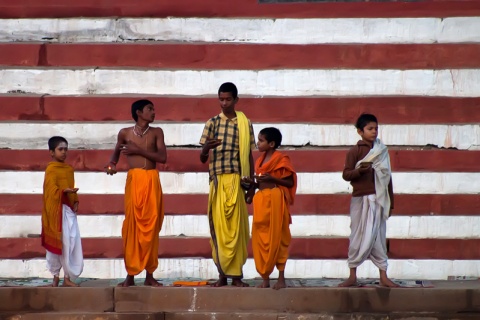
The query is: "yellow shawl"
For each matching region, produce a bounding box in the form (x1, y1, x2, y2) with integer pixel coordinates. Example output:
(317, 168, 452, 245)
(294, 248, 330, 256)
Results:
(41, 161, 78, 254)
(236, 111, 251, 177)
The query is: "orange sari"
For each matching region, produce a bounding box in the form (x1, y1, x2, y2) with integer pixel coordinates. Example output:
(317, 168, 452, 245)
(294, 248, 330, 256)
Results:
(252, 151, 297, 279)
(123, 168, 164, 275)
(41, 161, 78, 255)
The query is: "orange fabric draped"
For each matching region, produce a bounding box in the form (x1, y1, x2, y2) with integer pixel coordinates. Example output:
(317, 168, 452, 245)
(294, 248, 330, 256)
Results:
(41, 161, 78, 255)
(123, 168, 164, 275)
(252, 151, 297, 279)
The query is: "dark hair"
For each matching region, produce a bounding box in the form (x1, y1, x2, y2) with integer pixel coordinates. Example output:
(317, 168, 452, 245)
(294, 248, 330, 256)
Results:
(355, 113, 378, 131)
(131, 99, 154, 122)
(259, 127, 282, 149)
(48, 136, 68, 151)
(218, 82, 238, 99)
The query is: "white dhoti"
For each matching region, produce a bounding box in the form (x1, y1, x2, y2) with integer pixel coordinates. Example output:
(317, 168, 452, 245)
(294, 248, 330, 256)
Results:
(347, 194, 388, 270)
(46, 204, 84, 280)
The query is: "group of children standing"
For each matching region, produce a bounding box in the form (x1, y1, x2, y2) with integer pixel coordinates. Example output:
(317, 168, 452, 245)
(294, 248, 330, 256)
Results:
(41, 82, 398, 289)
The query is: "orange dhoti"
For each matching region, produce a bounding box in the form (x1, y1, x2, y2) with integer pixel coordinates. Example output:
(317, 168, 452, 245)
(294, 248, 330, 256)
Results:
(123, 168, 164, 275)
(252, 151, 297, 279)
(252, 187, 291, 279)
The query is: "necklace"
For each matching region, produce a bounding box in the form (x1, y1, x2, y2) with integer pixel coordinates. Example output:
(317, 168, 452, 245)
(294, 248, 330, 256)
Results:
(133, 125, 150, 137)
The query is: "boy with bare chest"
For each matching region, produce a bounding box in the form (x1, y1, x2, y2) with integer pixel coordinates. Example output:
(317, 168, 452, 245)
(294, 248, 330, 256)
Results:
(105, 99, 167, 287)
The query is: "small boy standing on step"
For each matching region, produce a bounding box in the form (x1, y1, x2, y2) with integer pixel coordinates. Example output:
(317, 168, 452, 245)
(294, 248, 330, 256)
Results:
(243, 127, 297, 290)
(41, 136, 83, 287)
(339, 114, 398, 288)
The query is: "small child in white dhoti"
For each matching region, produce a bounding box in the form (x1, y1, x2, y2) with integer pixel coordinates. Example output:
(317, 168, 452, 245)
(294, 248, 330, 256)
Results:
(41, 136, 84, 287)
(339, 114, 398, 288)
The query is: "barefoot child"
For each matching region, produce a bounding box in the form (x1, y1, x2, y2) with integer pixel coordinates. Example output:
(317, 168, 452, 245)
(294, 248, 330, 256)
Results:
(245, 127, 297, 290)
(199, 82, 256, 287)
(105, 99, 167, 287)
(339, 114, 397, 288)
(41, 136, 83, 287)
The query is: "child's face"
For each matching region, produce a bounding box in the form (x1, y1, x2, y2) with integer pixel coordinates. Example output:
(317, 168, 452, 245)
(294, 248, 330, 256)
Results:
(358, 121, 378, 144)
(50, 142, 68, 162)
(137, 104, 155, 123)
(257, 133, 275, 152)
(218, 92, 237, 114)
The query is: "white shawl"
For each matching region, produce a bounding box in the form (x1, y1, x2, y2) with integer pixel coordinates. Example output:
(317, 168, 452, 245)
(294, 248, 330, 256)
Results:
(355, 138, 392, 220)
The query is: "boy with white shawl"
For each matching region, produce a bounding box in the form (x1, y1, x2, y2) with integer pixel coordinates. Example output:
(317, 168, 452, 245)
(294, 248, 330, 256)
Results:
(339, 114, 398, 288)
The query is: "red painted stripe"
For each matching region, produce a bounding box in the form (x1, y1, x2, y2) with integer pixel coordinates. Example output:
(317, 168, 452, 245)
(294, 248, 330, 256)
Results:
(1, 149, 478, 173)
(3, 43, 480, 70)
(1, 237, 479, 260)
(1, 194, 479, 216)
(1, 0, 480, 18)
(3, 95, 480, 124)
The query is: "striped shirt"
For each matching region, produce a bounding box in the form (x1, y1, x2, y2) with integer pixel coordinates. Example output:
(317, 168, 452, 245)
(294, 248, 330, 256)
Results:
(200, 112, 256, 179)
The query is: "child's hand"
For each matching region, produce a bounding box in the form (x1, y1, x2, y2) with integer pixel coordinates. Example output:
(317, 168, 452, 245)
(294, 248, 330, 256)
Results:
(254, 173, 274, 183)
(203, 138, 222, 153)
(105, 163, 117, 175)
(241, 176, 253, 184)
(120, 141, 141, 155)
(63, 188, 79, 194)
(358, 162, 372, 174)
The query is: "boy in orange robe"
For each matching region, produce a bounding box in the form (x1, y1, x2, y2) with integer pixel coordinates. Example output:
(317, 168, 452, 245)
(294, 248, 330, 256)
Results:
(105, 99, 167, 287)
(243, 127, 297, 290)
(42, 136, 83, 287)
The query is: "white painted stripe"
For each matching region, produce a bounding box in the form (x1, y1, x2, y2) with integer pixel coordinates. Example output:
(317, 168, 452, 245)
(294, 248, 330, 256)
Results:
(1, 123, 478, 150)
(2, 172, 480, 195)
(1, 69, 479, 97)
(1, 18, 479, 44)
(0, 258, 478, 280)
(2, 215, 479, 239)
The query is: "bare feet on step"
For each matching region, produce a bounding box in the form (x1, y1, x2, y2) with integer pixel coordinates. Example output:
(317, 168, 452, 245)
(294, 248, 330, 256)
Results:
(62, 277, 79, 287)
(231, 279, 249, 287)
(256, 279, 270, 288)
(144, 272, 163, 287)
(117, 275, 135, 287)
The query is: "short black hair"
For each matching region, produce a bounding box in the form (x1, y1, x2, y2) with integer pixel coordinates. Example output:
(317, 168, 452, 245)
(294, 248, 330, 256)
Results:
(218, 82, 238, 99)
(355, 113, 378, 131)
(259, 127, 282, 149)
(48, 136, 68, 151)
(131, 99, 153, 122)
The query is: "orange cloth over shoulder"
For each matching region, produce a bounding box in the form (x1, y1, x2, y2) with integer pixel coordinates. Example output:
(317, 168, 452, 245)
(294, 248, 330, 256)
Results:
(252, 151, 297, 278)
(255, 151, 297, 205)
(123, 169, 164, 275)
(41, 162, 78, 255)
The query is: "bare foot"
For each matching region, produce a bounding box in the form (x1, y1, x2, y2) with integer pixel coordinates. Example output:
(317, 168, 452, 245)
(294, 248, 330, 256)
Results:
(256, 279, 270, 288)
(51, 276, 60, 287)
(117, 275, 135, 287)
(338, 277, 358, 287)
(380, 277, 400, 288)
(231, 279, 249, 287)
(211, 277, 228, 287)
(273, 279, 287, 290)
(144, 273, 163, 287)
(62, 277, 79, 287)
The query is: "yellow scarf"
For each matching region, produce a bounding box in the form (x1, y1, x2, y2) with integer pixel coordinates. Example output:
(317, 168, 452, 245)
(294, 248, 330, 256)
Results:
(236, 111, 250, 177)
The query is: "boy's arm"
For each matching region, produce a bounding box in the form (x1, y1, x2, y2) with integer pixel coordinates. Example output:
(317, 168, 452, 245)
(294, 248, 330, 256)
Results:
(106, 129, 127, 174)
(342, 147, 363, 181)
(255, 173, 294, 188)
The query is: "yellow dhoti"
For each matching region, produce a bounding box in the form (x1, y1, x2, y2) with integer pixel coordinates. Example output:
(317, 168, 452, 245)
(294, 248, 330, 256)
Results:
(208, 173, 249, 279)
(252, 187, 291, 279)
(123, 168, 164, 275)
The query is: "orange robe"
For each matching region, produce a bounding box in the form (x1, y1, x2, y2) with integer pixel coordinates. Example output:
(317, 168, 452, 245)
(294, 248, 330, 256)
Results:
(123, 168, 164, 275)
(41, 161, 78, 255)
(252, 151, 297, 279)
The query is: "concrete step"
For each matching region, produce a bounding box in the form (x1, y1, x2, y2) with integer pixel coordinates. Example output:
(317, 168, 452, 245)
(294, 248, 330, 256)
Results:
(0, 312, 164, 320)
(2, 312, 480, 320)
